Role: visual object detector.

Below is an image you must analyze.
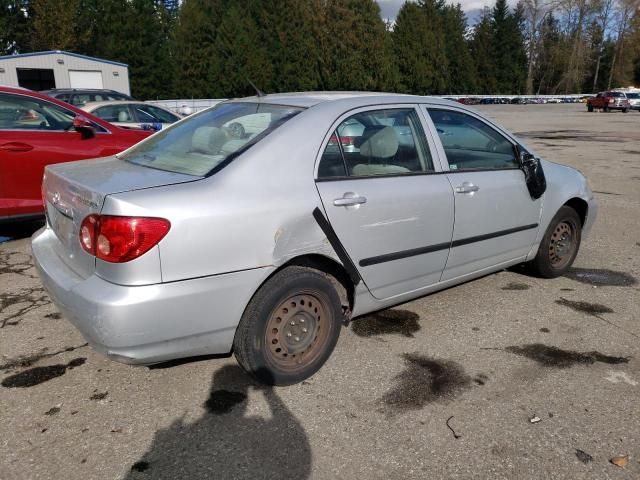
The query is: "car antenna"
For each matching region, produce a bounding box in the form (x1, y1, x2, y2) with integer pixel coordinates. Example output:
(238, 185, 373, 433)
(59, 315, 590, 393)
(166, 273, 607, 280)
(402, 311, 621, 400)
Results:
(247, 79, 265, 97)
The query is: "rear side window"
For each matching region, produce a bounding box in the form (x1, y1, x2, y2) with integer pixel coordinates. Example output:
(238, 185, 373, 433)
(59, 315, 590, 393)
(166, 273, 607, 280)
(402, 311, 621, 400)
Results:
(94, 105, 133, 123)
(121, 102, 303, 177)
(134, 104, 180, 123)
(428, 109, 517, 171)
(318, 108, 433, 179)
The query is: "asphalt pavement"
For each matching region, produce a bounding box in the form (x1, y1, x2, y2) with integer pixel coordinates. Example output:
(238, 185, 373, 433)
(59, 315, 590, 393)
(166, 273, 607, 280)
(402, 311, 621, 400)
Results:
(1, 104, 639, 479)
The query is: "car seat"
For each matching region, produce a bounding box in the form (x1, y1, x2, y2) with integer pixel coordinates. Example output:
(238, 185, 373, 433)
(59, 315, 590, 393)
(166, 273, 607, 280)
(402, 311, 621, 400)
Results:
(118, 110, 130, 122)
(352, 126, 408, 176)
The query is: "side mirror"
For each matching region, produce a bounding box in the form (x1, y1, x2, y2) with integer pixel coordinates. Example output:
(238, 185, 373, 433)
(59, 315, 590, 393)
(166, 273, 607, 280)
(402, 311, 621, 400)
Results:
(518, 148, 537, 167)
(73, 116, 96, 139)
(517, 146, 546, 200)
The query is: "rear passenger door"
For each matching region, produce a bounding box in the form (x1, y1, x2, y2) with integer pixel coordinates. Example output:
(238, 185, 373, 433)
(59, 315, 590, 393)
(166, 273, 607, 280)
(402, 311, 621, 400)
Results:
(423, 107, 542, 281)
(315, 106, 455, 300)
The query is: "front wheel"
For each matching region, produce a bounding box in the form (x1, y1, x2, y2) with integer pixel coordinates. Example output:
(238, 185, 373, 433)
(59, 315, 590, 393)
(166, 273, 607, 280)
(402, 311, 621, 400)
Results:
(526, 206, 582, 278)
(622, 108, 628, 113)
(587, 104, 594, 112)
(233, 266, 344, 385)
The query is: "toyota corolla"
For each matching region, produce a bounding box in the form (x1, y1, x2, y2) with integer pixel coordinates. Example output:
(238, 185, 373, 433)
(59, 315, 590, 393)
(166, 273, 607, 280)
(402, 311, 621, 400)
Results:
(32, 92, 597, 385)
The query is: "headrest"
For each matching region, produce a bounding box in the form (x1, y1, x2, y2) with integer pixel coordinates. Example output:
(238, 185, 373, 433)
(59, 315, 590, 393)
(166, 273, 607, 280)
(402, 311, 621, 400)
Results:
(118, 110, 129, 122)
(359, 126, 398, 159)
(192, 127, 227, 155)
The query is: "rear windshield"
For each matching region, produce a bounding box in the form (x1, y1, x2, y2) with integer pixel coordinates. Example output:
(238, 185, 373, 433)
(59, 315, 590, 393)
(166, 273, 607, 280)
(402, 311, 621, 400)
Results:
(121, 102, 303, 176)
(626, 93, 639, 99)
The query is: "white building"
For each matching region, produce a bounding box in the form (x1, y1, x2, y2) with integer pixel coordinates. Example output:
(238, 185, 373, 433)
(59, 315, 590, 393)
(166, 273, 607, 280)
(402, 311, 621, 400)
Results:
(0, 50, 130, 94)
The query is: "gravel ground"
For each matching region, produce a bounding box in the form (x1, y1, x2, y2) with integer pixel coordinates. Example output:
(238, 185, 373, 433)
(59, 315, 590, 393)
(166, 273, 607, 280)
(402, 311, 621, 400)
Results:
(1, 104, 639, 480)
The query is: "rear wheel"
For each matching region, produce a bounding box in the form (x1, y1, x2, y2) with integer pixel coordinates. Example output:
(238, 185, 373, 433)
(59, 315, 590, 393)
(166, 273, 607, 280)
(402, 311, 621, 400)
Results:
(526, 206, 582, 278)
(587, 104, 593, 112)
(233, 266, 343, 385)
(622, 108, 628, 113)
(603, 105, 609, 112)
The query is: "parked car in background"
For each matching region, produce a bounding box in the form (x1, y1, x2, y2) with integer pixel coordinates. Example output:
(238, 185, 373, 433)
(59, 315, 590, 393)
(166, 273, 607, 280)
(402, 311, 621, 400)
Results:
(82, 101, 182, 131)
(33, 92, 596, 386)
(41, 88, 133, 107)
(587, 91, 630, 112)
(625, 92, 640, 111)
(0, 86, 151, 221)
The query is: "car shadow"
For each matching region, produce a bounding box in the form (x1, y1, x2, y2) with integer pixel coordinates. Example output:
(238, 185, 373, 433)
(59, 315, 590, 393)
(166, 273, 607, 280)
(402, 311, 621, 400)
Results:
(125, 364, 312, 479)
(0, 218, 44, 244)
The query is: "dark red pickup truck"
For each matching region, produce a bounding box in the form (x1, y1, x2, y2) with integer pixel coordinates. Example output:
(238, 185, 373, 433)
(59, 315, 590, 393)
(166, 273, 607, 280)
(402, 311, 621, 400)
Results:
(587, 91, 630, 112)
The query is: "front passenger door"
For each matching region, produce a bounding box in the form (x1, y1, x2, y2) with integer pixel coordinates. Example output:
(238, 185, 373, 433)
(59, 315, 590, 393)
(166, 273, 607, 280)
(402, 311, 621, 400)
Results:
(425, 107, 543, 281)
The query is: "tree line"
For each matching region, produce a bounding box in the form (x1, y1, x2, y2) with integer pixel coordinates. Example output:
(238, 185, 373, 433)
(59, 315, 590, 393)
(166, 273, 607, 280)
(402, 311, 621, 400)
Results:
(1, 0, 639, 99)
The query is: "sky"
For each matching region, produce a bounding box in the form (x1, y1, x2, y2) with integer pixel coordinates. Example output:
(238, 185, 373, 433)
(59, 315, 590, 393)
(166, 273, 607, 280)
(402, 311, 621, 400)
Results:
(375, 0, 509, 24)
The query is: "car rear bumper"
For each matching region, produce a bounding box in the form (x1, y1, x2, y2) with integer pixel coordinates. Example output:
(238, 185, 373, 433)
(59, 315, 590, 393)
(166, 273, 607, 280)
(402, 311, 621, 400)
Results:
(32, 227, 273, 365)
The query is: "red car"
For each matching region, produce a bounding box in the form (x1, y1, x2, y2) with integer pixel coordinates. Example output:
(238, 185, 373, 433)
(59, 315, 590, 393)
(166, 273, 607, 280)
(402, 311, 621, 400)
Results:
(587, 91, 630, 112)
(0, 86, 151, 221)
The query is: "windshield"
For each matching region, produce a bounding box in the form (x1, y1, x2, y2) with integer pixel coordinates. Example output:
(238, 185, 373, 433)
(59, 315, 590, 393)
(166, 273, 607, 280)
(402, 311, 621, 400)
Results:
(626, 93, 639, 99)
(608, 92, 625, 97)
(120, 102, 303, 176)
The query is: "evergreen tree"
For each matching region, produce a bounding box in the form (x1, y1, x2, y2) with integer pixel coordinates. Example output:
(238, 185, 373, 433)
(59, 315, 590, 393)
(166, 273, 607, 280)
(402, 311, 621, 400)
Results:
(212, 0, 272, 97)
(491, 0, 527, 93)
(170, 0, 226, 98)
(441, 4, 476, 93)
(392, 1, 448, 94)
(0, 1, 31, 54)
(31, 0, 80, 50)
(321, 0, 396, 91)
(471, 7, 497, 94)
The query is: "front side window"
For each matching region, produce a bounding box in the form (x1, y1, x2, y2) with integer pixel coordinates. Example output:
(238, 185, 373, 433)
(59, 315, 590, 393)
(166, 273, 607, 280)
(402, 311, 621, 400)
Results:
(428, 109, 517, 171)
(318, 108, 433, 179)
(0, 92, 75, 131)
(121, 102, 303, 177)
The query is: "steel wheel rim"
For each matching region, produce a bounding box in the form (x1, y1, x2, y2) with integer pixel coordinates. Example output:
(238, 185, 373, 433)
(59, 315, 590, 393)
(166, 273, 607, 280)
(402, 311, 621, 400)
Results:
(265, 292, 330, 372)
(548, 220, 576, 268)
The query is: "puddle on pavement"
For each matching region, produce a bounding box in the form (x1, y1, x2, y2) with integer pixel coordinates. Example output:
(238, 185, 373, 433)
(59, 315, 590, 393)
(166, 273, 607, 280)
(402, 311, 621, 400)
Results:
(502, 282, 530, 291)
(556, 298, 614, 316)
(0, 343, 87, 371)
(1, 357, 86, 388)
(203, 389, 247, 414)
(381, 354, 482, 413)
(565, 268, 637, 287)
(505, 344, 629, 368)
(351, 309, 420, 338)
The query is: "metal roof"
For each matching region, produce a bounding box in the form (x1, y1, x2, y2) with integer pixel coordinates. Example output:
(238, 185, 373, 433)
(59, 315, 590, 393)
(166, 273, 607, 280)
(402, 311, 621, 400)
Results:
(0, 50, 128, 67)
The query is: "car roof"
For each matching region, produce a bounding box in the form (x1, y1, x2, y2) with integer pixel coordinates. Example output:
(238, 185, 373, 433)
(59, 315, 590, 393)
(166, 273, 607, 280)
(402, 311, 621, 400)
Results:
(226, 91, 460, 109)
(41, 88, 124, 94)
(81, 100, 173, 111)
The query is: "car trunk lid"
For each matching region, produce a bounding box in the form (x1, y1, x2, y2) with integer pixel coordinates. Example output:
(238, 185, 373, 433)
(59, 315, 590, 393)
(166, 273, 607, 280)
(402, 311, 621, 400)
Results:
(43, 156, 199, 279)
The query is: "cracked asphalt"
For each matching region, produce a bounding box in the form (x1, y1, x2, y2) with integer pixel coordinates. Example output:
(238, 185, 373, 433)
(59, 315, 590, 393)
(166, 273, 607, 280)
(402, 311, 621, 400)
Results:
(1, 104, 639, 479)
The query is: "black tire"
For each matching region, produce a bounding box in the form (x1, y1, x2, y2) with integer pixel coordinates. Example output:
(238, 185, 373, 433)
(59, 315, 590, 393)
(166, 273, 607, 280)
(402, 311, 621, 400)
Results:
(603, 105, 609, 112)
(622, 108, 628, 113)
(526, 206, 582, 278)
(233, 266, 343, 386)
(587, 104, 593, 112)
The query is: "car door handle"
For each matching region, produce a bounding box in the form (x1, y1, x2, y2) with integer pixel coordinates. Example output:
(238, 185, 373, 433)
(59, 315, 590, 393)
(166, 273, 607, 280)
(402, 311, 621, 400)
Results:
(333, 193, 367, 207)
(0, 142, 33, 152)
(455, 182, 480, 194)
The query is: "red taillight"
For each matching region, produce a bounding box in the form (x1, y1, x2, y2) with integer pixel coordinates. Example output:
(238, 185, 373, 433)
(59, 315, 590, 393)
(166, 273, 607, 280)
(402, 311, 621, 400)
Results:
(79, 215, 170, 263)
(340, 136, 356, 147)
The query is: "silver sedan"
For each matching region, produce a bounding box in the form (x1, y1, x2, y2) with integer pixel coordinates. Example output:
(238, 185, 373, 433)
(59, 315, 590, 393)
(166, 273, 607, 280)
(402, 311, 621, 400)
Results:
(32, 93, 597, 385)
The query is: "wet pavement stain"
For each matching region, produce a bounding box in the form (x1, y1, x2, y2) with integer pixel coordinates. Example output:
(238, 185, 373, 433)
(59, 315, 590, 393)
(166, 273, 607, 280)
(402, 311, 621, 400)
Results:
(44, 406, 60, 416)
(351, 309, 420, 338)
(592, 191, 622, 196)
(90, 391, 108, 401)
(504, 344, 629, 368)
(560, 288, 574, 291)
(1, 357, 86, 388)
(0, 343, 87, 371)
(565, 268, 637, 287)
(131, 461, 150, 472)
(0, 287, 50, 328)
(203, 390, 247, 414)
(381, 354, 479, 413)
(540, 327, 550, 333)
(575, 449, 593, 464)
(501, 282, 530, 291)
(556, 298, 613, 316)
(45, 312, 62, 320)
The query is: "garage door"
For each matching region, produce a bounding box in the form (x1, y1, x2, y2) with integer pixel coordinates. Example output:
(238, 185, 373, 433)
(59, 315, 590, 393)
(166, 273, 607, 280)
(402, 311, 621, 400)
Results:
(68, 70, 103, 89)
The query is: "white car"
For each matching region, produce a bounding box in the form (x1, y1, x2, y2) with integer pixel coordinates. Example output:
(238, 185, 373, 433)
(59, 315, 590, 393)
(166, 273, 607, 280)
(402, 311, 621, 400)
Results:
(81, 101, 182, 131)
